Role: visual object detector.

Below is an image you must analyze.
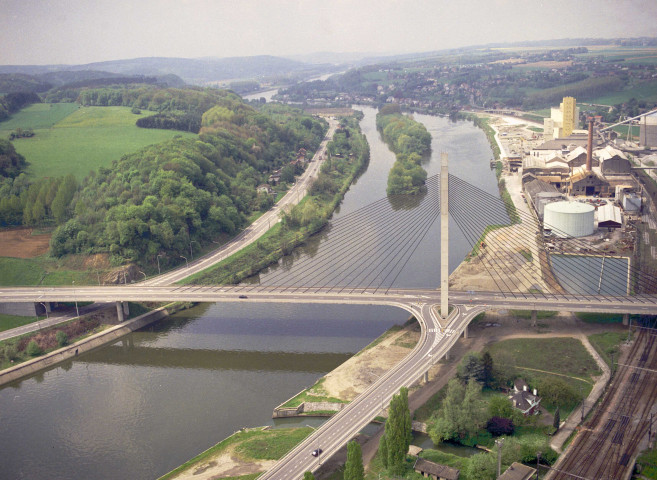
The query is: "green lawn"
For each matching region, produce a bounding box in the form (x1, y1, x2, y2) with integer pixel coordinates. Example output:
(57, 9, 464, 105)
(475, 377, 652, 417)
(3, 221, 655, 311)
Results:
(0, 313, 42, 332)
(0, 256, 98, 286)
(487, 337, 601, 380)
(1, 105, 196, 180)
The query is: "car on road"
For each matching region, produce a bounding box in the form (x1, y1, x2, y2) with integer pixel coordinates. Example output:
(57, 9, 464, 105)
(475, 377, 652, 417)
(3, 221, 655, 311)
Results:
(311, 449, 323, 457)
(239, 295, 248, 299)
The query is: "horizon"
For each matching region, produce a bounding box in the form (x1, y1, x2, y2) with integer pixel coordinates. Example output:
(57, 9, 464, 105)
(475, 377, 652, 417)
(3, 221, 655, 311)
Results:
(2, 0, 657, 66)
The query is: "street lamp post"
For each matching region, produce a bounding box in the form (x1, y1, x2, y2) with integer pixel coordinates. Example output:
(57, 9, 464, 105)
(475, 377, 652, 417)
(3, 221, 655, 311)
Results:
(180, 255, 188, 268)
(190, 240, 199, 260)
(157, 254, 164, 275)
(138, 270, 146, 281)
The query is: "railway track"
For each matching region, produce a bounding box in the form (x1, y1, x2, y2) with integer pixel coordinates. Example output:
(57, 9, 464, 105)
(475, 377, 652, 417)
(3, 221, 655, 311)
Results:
(548, 329, 657, 479)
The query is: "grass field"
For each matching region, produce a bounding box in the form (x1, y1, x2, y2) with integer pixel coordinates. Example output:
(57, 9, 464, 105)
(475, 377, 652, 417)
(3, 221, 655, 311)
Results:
(585, 81, 657, 106)
(487, 337, 601, 381)
(0, 256, 97, 286)
(0, 313, 44, 332)
(0, 104, 196, 180)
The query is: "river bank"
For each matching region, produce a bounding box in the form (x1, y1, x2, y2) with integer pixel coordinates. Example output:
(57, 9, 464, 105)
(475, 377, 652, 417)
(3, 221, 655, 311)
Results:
(160, 308, 622, 479)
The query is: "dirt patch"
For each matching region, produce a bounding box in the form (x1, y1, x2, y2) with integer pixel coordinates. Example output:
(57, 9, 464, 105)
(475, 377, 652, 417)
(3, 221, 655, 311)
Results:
(83, 253, 110, 269)
(0, 228, 51, 258)
(169, 443, 276, 480)
(517, 60, 573, 68)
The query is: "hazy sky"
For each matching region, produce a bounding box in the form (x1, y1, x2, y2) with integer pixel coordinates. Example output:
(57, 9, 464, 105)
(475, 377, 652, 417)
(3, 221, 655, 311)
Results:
(2, 0, 657, 65)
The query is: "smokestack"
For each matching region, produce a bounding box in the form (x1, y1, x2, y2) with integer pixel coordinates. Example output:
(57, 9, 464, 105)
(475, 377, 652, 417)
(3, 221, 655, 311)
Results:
(586, 119, 593, 171)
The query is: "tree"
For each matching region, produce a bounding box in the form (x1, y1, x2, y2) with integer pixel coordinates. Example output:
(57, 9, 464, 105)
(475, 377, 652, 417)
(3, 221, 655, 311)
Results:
(429, 379, 487, 444)
(553, 406, 561, 431)
(303, 472, 315, 480)
(379, 433, 388, 468)
(466, 452, 497, 480)
(344, 440, 364, 480)
(457, 352, 485, 384)
(482, 351, 494, 387)
(383, 387, 412, 475)
(488, 395, 515, 420)
(486, 416, 515, 436)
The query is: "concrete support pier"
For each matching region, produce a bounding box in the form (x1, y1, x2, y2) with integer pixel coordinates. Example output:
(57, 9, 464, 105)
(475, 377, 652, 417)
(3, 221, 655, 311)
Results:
(116, 302, 124, 322)
(440, 152, 449, 319)
(623, 313, 629, 326)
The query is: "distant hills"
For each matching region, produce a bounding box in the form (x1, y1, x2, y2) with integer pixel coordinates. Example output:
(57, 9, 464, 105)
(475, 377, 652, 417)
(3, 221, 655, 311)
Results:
(0, 55, 335, 86)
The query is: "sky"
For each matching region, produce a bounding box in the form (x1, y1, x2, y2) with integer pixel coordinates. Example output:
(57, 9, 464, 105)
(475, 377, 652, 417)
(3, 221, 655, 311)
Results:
(1, 0, 657, 65)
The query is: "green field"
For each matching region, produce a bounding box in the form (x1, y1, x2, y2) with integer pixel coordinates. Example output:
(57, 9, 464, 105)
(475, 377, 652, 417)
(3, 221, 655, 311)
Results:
(0, 256, 97, 286)
(585, 81, 657, 105)
(0, 104, 196, 180)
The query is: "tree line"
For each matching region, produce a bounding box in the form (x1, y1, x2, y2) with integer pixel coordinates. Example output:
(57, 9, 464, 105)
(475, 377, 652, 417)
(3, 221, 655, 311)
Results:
(0, 91, 41, 121)
(376, 104, 431, 195)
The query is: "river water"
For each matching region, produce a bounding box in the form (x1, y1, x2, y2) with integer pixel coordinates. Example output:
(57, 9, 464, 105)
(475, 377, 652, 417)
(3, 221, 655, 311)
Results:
(0, 108, 499, 479)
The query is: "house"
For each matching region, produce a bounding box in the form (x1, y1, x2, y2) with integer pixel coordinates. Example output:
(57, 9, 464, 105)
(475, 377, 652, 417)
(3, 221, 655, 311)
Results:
(257, 184, 274, 195)
(413, 458, 460, 480)
(268, 169, 282, 185)
(499, 462, 536, 480)
(510, 379, 541, 416)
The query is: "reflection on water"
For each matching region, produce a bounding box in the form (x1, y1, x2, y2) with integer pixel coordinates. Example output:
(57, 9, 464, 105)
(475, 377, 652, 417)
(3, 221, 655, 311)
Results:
(412, 432, 481, 457)
(0, 303, 406, 480)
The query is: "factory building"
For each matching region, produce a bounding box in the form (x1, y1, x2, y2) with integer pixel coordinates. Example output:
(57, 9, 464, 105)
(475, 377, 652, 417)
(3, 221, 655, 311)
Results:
(544, 96, 580, 140)
(639, 111, 657, 147)
(544, 201, 595, 238)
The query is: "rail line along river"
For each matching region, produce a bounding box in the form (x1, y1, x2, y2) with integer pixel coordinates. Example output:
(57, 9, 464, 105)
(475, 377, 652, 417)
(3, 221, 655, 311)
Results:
(0, 106, 501, 479)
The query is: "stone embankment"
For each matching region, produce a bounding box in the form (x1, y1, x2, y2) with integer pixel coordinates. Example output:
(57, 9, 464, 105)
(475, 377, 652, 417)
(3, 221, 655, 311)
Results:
(0, 306, 172, 387)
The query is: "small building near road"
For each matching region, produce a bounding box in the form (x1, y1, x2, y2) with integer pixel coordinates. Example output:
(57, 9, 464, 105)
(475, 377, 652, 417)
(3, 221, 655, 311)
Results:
(413, 458, 460, 480)
(499, 462, 536, 480)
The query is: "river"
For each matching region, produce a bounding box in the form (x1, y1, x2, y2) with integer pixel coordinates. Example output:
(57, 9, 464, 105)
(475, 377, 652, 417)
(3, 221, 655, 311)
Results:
(0, 108, 499, 479)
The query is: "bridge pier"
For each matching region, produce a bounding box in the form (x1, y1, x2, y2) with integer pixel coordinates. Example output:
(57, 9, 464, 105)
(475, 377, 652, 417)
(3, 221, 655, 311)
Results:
(531, 310, 537, 327)
(623, 313, 629, 326)
(116, 301, 129, 322)
(423, 371, 429, 384)
(462, 326, 468, 339)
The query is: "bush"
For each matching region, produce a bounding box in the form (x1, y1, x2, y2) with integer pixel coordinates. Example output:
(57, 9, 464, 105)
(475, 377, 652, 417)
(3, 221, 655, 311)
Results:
(26, 340, 42, 357)
(56, 331, 68, 347)
(486, 416, 515, 436)
(3, 344, 17, 361)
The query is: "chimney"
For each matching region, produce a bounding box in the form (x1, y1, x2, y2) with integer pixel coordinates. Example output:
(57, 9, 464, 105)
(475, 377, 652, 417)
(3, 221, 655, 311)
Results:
(586, 119, 594, 171)
(533, 388, 537, 396)
(523, 385, 527, 392)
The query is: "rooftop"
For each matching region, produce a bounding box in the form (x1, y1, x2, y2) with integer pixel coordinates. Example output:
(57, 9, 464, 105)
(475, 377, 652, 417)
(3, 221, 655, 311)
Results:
(545, 201, 595, 214)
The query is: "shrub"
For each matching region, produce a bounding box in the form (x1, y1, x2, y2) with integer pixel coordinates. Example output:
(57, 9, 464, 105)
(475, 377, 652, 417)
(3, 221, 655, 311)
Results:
(486, 416, 515, 436)
(26, 340, 42, 357)
(56, 331, 68, 347)
(3, 344, 17, 361)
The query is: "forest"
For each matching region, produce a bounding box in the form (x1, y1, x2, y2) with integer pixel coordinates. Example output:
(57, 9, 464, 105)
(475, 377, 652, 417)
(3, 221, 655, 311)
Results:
(376, 104, 431, 195)
(43, 98, 326, 268)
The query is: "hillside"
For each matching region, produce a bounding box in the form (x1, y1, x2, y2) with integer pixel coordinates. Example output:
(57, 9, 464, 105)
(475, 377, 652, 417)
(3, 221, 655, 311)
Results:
(0, 55, 325, 86)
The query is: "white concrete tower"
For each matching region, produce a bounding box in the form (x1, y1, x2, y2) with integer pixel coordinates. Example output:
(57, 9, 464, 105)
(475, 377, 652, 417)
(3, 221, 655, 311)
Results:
(440, 152, 449, 319)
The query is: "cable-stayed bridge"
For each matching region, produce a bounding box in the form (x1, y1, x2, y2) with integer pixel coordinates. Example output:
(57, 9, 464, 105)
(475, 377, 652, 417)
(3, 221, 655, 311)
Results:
(2, 163, 656, 479)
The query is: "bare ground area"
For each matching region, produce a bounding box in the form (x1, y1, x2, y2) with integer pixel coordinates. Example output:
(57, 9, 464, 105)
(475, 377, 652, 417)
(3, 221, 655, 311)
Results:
(0, 228, 51, 258)
(167, 310, 622, 479)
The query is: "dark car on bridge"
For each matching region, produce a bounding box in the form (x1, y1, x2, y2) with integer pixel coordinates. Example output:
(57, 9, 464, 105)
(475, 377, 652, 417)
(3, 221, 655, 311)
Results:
(311, 448, 322, 457)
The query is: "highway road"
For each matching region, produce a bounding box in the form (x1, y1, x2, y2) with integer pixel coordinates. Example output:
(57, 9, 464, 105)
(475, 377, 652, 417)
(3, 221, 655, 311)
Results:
(1, 285, 655, 315)
(143, 118, 339, 286)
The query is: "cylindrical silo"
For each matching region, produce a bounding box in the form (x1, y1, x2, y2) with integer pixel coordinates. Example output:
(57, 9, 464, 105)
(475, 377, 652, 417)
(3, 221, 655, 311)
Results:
(544, 201, 595, 237)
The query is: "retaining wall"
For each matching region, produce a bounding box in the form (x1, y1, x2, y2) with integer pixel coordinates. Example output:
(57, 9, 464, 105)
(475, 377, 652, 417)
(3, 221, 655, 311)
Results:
(0, 307, 170, 387)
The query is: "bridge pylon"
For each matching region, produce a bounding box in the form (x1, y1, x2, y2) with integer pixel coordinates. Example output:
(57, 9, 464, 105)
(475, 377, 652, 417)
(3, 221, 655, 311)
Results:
(440, 152, 449, 319)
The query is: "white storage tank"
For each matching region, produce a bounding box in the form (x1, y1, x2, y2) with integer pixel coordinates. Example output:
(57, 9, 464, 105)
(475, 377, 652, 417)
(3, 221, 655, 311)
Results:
(544, 201, 595, 238)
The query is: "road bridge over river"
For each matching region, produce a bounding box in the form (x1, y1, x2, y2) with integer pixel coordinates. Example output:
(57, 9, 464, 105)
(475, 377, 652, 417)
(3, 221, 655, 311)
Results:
(2, 153, 657, 478)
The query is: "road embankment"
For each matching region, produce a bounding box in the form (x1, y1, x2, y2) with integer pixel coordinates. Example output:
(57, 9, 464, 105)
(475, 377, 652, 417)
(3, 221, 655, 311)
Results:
(0, 306, 174, 387)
